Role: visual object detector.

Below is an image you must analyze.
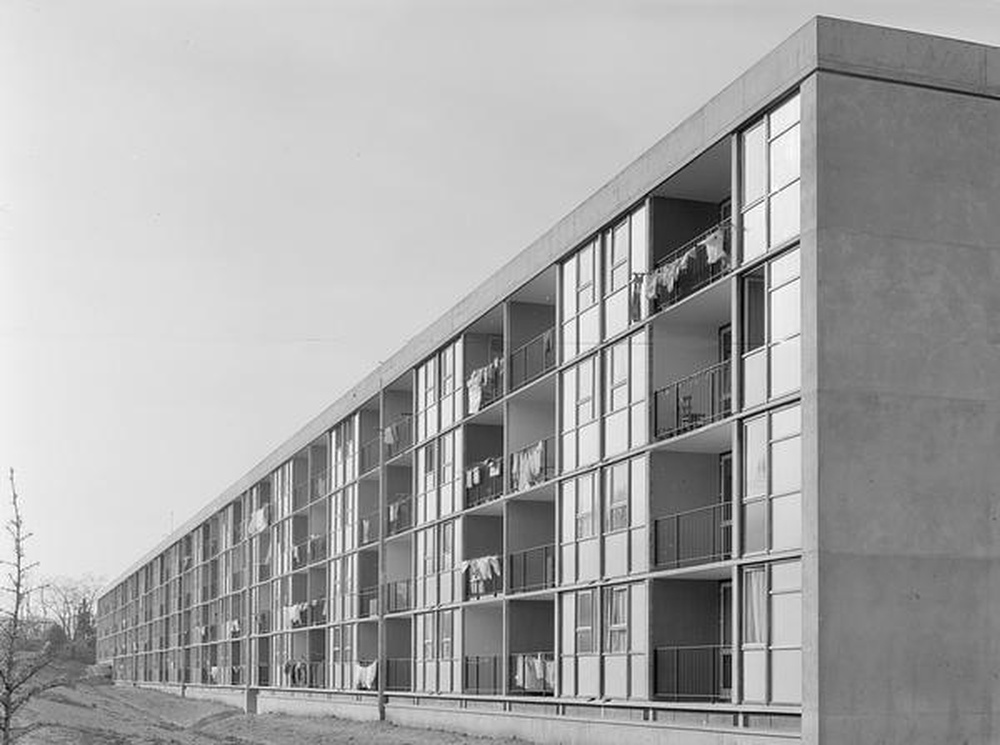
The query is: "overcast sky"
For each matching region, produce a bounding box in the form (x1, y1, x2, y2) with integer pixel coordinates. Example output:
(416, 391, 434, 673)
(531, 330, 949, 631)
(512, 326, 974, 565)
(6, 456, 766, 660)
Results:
(1, 0, 998, 585)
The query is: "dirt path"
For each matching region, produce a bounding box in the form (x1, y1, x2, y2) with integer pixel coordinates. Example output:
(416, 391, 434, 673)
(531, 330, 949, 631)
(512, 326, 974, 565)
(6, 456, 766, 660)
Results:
(15, 679, 525, 744)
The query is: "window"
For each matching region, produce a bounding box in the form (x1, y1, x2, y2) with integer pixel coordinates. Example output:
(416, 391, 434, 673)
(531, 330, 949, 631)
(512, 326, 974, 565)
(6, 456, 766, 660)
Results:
(742, 560, 801, 704)
(573, 471, 598, 539)
(416, 441, 437, 525)
(603, 461, 629, 533)
(562, 355, 600, 471)
(438, 429, 462, 517)
(332, 417, 357, 490)
(603, 586, 629, 653)
(422, 613, 436, 659)
(575, 590, 597, 653)
(603, 205, 649, 337)
(416, 356, 439, 443)
(742, 403, 801, 555)
(603, 331, 647, 456)
(562, 241, 601, 361)
(742, 248, 800, 407)
(438, 341, 462, 429)
(741, 94, 801, 262)
(438, 609, 453, 659)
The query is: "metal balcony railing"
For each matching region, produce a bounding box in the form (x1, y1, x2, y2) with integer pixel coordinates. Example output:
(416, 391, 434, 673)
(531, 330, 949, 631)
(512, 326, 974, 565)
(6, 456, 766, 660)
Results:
(383, 414, 413, 459)
(653, 501, 732, 569)
(386, 494, 412, 536)
(653, 359, 731, 440)
(645, 219, 732, 313)
(386, 658, 412, 691)
(464, 655, 502, 695)
(507, 544, 555, 594)
(653, 644, 732, 702)
(358, 586, 379, 618)
(465, 458, 504, 508)
(464, 556, 503, 600)
(509, 327, 556, 391)
(385, 578, 413, 613)
(509, 651, 555, 695)
(509, 436, 556, 493)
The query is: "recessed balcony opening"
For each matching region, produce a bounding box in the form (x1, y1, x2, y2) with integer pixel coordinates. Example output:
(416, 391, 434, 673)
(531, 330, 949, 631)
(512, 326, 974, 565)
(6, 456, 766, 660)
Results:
(651, 283, 732, 441)
(385, 464, 412, 537)
(357, 480, 380, 548)
(464, 420, 504, 508)
(358, 395, 381, 477)
(508, 598, 555, 696)
(357, 550, 380, 619)
(307, 435, 329, 501)
(463, 604, 503, 695)
(462, 514, 503, 600)
(507, 497, 555, 594)
(356, 622, 379, 690)
(464, 306, 505, 416)
(652, 574, 732, 703)
(385, 617, 412, 691)
(384, 371, 414, 463)
(385, 536, 413, 614)
(507, 377, 556, 494)
(646, 139, 732, 314)
(650, 441, 732, 571)
(508, 267, 557, 392)
(290, 448, 311, 512)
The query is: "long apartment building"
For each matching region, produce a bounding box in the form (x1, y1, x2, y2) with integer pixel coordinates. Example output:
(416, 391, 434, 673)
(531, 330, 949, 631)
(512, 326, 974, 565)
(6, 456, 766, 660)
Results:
(96, 17, 1000, 745)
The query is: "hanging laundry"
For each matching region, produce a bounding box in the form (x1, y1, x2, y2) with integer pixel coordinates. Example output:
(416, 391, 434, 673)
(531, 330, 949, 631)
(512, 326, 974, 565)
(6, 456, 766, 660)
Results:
(487, 458, 502, 479)
(701, 227, 727, 264)
(247, 507, 269, 536)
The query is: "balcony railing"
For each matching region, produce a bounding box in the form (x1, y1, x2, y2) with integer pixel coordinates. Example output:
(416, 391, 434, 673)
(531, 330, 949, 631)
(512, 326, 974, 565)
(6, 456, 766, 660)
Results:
(653, 359, 731, 440)
(359, 586, 379, 618)
(507, 544, 555, 594)
(465, 458, 504, 508)
(645, 219, 732, 314)
(464, 655, 502, 695)
(509, 327, 556, 391)
(386, 495, 412, 536)
(466, 359, 504, 414)
(654, 501, 732, 569)
(383, 414, 413, 459)
(386, 657, 412, 691)
(463, 555, 503, 599)
(654, 644, 732, 702)
(359, 436, 380, 475)
(509, 436, 555, 493)
(509, 651, 555, 695)
(385, 578, 413, 613)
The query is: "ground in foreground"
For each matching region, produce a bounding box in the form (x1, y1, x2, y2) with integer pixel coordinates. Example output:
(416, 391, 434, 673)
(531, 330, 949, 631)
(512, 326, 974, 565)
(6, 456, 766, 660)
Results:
(15, 675, 525, 745)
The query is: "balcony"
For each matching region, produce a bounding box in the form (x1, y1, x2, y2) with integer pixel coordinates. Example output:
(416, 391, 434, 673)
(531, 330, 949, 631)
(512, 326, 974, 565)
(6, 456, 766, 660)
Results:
(509, 328, 556, 391)
(386, 495, 412, 536)
(358, 586, 379, 618)
(509, 436, 555, 493)
(507, 544, 555, 594)
(386, 658, 412, 691)
(645, 219, 732, 314)
(464, 655, 502, 695)
(467, 359, 504, 415)
(653, 359, 731, 440)
(383, 414, 413, 459)
(509, 651, 554, 696)
(359, 436, 380, 475)
(358, 511, 380, 546)
(385, 579, 413, 613)
(654, 644, 732, 702)
(654, 502, 732, 569)
(465, 458, 504, 508)
(463, 555, 503, 600)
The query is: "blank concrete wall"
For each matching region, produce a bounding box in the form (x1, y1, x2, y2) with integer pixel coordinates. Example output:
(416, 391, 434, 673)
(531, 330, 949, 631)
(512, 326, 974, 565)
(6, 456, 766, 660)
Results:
(811, 65, 1000, 745)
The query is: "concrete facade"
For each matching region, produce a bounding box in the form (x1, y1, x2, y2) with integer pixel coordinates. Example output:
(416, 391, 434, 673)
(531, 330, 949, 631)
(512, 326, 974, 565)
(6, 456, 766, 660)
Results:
(97, 18, 1000, 745)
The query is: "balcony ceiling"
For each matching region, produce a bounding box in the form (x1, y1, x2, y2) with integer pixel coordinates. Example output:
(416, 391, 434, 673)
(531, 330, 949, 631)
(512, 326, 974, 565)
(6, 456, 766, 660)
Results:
(651, 138, 730, 203)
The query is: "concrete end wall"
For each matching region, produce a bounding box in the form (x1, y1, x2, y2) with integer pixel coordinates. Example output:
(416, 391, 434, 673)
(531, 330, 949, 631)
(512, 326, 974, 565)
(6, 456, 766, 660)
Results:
(256, 689, 381, 720)
(813, 68, 1000, 745)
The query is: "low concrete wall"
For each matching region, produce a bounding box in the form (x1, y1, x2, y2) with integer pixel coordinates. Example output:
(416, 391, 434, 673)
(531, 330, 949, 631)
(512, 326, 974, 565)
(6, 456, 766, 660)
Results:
(180, 684, 247, 709)
(385, 704, 800, 745)
(256, 689, 380, 721)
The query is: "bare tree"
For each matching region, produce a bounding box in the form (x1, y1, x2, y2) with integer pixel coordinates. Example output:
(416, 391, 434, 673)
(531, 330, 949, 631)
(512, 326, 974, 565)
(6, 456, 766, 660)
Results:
(0, 470, 60, 744)
(39, 575, 101, 660)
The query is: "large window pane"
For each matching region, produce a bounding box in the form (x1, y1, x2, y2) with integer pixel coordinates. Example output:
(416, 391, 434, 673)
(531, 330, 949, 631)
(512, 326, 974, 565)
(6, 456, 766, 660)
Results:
(769, 181, 800, 247)
(770, 336, 801, 398)
(769, 95, 801, 135)
(743, 349, 767, 409)
(770, 280, 801, 341)
(771, 594, 802, 646)
(743, 650, 767, 702)
(771, 438, 802, 495)
(771, 404, 801, 439)
(743, 500, 767, 554)
(744, 419, 768, 498)
(769, 126, 800, 192)
(771, 649, 802, 704)
(741, 123, 766, 205)
(743, 202, 767, 261)
(771, 493, 802, 551)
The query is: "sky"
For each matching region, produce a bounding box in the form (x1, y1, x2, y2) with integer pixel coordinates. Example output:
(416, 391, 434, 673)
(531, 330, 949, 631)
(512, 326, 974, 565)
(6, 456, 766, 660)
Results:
(1, 0, 999, 585)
